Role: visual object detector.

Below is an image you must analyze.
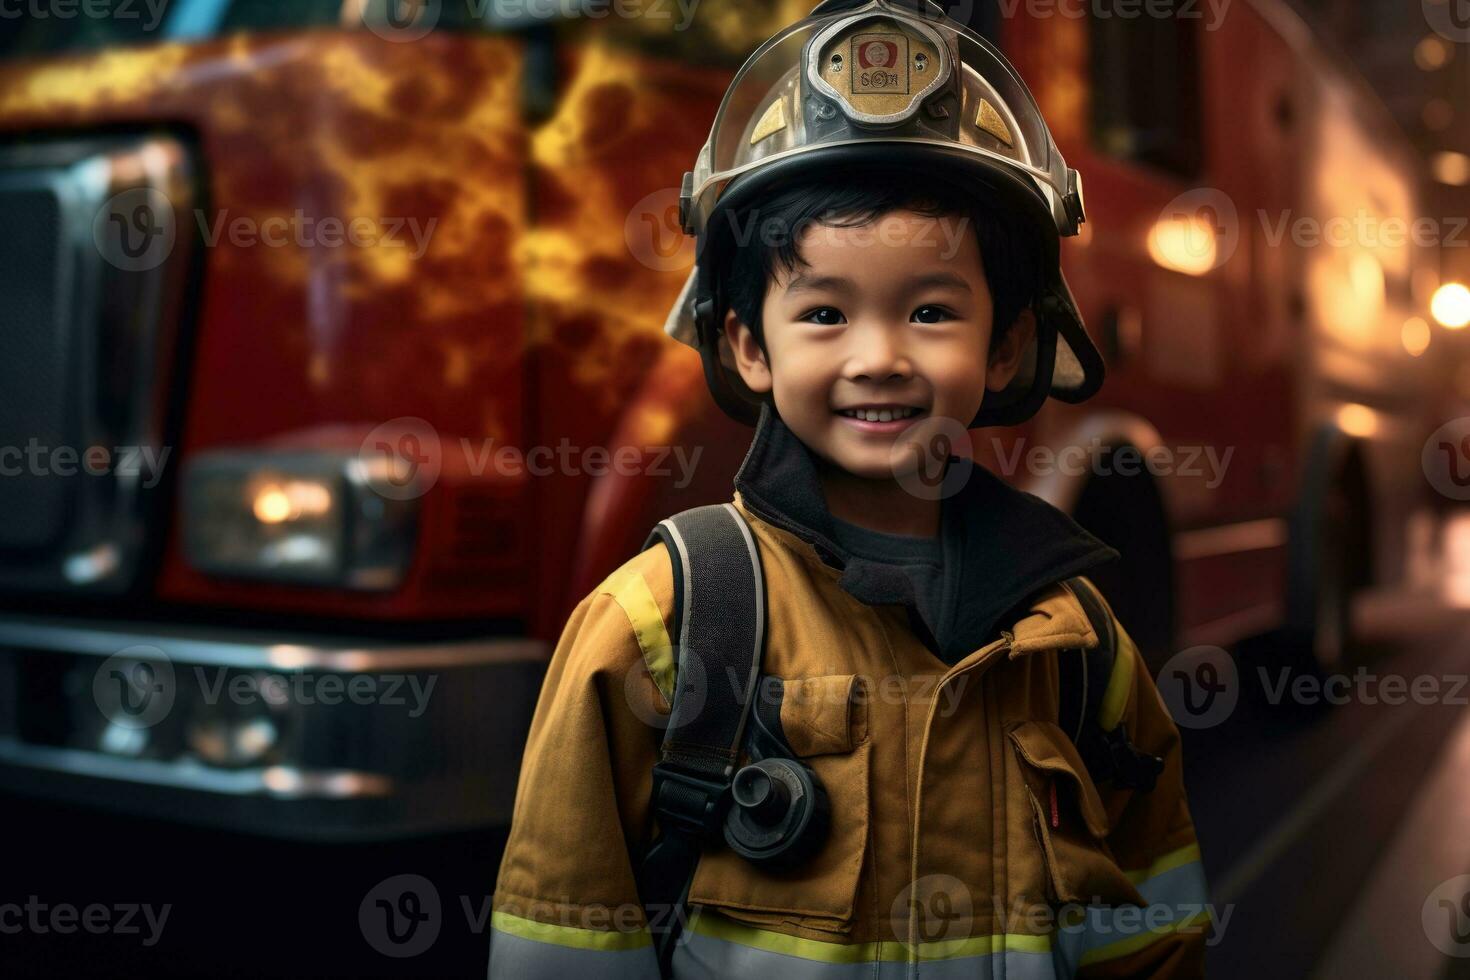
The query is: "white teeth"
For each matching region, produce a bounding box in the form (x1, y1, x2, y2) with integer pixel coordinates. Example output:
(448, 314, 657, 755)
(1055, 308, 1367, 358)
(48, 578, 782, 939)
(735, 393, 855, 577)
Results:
(840, 407, 921, 422)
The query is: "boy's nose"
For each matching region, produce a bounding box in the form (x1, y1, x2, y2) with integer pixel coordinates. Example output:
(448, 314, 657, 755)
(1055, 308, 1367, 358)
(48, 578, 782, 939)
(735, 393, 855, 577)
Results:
(842, 326, 914, 383)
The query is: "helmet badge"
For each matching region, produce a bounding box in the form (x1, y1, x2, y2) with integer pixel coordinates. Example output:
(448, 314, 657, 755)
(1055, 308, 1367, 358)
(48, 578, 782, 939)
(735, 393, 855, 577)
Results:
(808, 15, 948, 126)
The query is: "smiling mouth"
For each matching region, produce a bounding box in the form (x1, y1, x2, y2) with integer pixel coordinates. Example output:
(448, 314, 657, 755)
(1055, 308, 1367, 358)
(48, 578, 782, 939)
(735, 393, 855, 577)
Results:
(835, 406, 927, 423)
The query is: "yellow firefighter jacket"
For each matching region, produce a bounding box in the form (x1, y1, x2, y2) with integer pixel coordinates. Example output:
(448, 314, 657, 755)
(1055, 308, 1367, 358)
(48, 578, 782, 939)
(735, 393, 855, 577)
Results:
(490, 409, 1211, 978)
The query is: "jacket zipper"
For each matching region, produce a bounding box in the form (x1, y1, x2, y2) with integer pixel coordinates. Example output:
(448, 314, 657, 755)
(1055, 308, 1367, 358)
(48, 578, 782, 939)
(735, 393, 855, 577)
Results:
(907, 627, 1084, 973)
(904, 631, 1014, 971)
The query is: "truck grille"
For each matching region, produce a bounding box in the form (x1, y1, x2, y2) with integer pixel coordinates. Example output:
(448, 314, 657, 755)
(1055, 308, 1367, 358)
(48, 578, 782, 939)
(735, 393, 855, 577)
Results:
(0, 185, 70, 552)
(0, 135, 195, 592)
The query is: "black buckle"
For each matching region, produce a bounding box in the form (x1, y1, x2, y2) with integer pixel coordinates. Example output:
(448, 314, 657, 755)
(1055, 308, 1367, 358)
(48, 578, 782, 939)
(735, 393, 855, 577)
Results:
(1097, 726, 1164, 793)
(652, 763, 730, 840)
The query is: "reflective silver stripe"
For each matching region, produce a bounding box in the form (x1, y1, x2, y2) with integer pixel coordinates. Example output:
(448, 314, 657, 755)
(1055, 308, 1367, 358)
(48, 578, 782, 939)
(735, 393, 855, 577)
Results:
(1052, 859, 1212, 972)
(674, 933, 1063, 979)
(670, 912, 1063, 979)
(487, 919, 658, 980)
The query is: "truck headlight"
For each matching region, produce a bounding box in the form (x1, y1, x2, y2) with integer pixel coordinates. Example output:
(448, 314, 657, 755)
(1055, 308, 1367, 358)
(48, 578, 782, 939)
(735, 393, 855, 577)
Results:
(182, 450, 418, 589)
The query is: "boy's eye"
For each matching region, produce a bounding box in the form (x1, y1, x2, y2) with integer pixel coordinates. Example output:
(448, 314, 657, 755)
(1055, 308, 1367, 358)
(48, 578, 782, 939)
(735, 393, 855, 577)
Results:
(912, 305, 957, 324)
(800, 307, 846, 325)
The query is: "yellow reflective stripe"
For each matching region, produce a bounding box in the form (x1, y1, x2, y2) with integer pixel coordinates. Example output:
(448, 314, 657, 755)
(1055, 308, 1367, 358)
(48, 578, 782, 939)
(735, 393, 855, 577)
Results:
(690, 909, 1051, 964)
(691, 913, 876, 964)
(1124, 842, 1203, 885)
(1098, 618, 1137, 730)
(490, 910, 653, 952)
(603, 570, 675, 703)
(1076, 907, 1212, 966)
(919, 930, 1053, 962)
(1077, 852, 1211, 966)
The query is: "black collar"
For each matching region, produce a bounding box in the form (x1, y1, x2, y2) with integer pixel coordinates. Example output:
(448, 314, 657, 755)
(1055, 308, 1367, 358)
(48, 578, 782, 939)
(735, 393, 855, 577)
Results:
(733, 404, 1119, 661)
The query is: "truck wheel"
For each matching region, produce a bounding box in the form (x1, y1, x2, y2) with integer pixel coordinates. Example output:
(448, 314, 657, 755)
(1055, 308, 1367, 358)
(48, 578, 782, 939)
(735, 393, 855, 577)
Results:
(1071, 465, 1176, 675)
(1289, 467, 1371, 675)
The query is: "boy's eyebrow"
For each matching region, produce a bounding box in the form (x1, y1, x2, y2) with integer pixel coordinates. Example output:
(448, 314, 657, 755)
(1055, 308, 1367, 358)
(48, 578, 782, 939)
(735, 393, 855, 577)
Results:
(781, 271, 973, 295)
(783, 273, 853, 295)
(906, 272, 972, 293)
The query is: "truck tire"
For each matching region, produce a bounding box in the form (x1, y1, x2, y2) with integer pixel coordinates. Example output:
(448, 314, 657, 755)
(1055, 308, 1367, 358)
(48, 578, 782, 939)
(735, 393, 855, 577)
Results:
(1070, 461, 1176, 675)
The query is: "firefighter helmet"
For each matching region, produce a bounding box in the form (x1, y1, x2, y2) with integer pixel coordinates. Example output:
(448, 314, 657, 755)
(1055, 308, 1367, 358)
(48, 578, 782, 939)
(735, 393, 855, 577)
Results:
(663, 0, 1102, 428)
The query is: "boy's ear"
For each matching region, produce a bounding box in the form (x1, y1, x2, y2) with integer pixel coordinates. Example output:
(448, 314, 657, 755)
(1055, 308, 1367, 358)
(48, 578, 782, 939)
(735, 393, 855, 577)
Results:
(986, 307, 1037, 391)
(723, 309, 773, 394)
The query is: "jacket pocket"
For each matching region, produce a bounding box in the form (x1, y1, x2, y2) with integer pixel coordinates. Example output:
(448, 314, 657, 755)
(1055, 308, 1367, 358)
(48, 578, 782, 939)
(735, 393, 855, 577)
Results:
(1006, 719, 1145, 908)
(686, 674, 870, 934)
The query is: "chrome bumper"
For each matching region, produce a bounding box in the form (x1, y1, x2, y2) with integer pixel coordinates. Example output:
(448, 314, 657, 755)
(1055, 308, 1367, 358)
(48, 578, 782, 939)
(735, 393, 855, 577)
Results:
(0, 615, 547, 840)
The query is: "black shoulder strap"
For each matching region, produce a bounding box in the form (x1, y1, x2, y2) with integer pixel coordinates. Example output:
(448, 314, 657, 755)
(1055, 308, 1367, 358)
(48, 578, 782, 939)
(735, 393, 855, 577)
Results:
(1057, 576, 1163, 793)
(636, 504, 765, 976)
(1057, 576, 1115, 745)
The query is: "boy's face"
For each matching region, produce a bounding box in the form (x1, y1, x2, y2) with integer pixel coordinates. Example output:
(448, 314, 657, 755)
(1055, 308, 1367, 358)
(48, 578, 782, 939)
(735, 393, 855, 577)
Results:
(725, 210, 1036, 483)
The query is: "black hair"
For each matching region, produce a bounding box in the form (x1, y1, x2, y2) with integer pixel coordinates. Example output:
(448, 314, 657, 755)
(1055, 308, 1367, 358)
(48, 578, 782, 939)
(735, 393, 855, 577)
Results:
(723, 170, 1046, 356)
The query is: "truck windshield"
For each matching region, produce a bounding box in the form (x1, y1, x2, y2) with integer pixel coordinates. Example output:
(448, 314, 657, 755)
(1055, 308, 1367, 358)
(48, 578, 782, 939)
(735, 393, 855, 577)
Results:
(0, 0, 1002, 65)
(0, 0, 341, 61)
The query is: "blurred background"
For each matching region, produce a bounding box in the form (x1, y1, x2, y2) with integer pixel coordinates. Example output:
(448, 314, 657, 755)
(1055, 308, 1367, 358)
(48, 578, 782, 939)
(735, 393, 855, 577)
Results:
(2, 0, 1470, 975)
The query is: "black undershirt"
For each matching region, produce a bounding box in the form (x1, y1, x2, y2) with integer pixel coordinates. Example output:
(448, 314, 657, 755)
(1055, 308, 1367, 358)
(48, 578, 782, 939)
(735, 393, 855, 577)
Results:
(827, 514, 949, 656)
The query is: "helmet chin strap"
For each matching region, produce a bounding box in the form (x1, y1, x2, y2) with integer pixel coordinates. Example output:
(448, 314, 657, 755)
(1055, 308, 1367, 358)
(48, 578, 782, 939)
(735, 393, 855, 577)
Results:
(695, 290, 766, 427)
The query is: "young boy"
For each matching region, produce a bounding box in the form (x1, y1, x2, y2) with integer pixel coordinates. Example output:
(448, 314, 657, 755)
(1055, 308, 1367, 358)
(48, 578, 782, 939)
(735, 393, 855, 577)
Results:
(489, 2, 1209, 977)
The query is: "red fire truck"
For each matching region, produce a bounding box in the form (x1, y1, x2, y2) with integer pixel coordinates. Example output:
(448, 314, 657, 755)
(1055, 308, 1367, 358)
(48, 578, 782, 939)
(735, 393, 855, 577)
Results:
(0, 0, 1440, 840)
